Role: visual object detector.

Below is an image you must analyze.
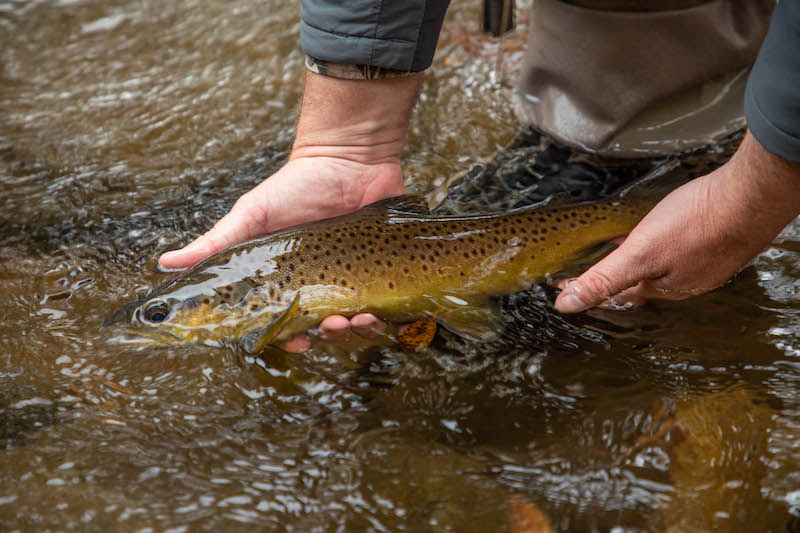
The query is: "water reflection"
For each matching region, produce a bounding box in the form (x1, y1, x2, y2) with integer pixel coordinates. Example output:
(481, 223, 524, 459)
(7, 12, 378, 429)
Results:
(1, 0, 799, 531)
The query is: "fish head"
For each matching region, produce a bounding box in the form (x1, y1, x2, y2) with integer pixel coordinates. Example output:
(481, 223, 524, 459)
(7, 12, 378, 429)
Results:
(103, 276, 293, 348)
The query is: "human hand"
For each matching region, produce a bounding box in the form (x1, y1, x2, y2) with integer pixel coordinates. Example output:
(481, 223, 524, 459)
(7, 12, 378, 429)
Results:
(159, 71, 419, 351)
(555, 132, 800, 313)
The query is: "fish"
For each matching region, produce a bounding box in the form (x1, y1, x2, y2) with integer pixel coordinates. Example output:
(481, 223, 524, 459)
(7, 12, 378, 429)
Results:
(103, 168, 683, 352)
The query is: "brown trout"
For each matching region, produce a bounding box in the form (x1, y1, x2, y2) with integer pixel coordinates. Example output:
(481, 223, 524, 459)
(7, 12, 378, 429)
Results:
(104, 172, 680, 352)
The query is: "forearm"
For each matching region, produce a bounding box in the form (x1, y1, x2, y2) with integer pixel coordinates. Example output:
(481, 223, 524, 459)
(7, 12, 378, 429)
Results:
(291, 71, 422, 165)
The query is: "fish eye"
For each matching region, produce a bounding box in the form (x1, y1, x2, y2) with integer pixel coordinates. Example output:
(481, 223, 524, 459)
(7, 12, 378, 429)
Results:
(142, 300, 171, 324)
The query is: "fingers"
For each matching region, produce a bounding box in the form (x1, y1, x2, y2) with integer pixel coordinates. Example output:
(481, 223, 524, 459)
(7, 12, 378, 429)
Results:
(318, 315, 352, 343)
(280, 314, 387, 353)
(554, 246, 648, 314)
(279, 334, 311, 354)
(556, 277, 649, 311)
(350, 313, 387, 339)
(159, 197, 262, 270)
(318, 313, 387, 341)
(596, 283, 649, 310)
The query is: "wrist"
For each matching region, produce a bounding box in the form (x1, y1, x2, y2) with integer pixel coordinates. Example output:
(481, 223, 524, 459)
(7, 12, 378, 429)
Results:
(290, 71, 421, 166)
(724, 132, 800, 222)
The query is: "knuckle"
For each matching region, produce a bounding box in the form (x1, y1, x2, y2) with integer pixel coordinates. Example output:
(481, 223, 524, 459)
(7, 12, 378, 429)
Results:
(582, 270, 619, 300)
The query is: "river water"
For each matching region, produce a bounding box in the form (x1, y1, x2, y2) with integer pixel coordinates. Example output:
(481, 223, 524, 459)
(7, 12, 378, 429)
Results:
(1, 1, 799, 531)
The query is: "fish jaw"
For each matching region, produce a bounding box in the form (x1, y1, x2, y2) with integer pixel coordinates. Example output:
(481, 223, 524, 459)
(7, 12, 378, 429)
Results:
(102, 295, 194, 347)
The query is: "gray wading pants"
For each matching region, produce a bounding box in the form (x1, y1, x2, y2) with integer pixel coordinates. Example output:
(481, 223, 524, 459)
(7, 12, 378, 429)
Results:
(517, 0, 775, 156)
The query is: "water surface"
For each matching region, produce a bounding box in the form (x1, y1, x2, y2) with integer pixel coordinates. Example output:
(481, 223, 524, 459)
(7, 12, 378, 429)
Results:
(2, 1, 799, 531)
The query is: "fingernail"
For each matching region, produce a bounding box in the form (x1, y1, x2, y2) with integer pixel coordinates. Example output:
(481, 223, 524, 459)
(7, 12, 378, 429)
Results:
(557, 292, 589, 314)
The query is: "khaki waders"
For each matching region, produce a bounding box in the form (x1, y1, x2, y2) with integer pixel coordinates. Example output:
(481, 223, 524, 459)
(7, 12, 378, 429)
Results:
(516, 0, 775, 156)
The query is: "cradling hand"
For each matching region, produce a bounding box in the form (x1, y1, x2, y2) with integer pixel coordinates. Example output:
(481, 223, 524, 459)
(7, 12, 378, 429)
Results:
(159, 71, 420, 352)
(555, 132, 800, 313)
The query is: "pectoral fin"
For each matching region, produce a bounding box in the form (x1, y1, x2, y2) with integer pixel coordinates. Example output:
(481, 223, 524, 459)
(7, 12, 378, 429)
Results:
(240, 293, 301, 354)
(434, 297, 504, 343)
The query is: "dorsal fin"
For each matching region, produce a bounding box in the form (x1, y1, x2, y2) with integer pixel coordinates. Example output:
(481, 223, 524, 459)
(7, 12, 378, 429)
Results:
(364, 194, 430, 215)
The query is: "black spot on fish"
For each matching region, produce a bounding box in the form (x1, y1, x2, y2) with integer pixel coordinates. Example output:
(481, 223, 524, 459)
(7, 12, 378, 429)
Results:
(388, 282, 394, 289)
(184, 297, 201, 310)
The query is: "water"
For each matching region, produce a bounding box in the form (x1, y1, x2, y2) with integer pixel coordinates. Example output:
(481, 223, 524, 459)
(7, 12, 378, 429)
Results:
(1, 1, 799, 531)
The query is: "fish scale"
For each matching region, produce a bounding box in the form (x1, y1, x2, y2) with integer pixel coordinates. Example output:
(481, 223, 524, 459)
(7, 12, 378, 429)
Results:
(104, 174, 678, 350)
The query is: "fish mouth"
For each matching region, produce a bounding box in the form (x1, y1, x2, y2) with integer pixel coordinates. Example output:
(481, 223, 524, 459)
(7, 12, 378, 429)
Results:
(104, 324, 188, 348)
(102, 298, 187, 347)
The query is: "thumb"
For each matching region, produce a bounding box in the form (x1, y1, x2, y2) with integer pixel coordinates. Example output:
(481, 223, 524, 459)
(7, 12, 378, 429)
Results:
(554, 247, 645, 314)
(158, 202, 258, 270)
